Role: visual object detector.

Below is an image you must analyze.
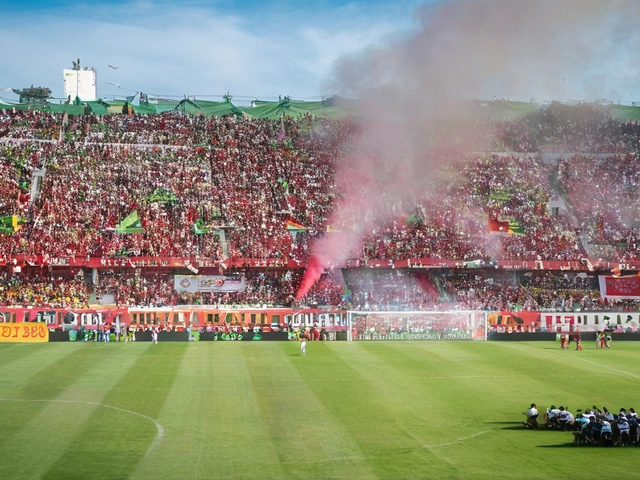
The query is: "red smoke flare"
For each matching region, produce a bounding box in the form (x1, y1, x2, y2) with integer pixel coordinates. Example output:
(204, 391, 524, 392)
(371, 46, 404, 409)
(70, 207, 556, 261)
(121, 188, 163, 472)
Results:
(296, 256, 324, 300)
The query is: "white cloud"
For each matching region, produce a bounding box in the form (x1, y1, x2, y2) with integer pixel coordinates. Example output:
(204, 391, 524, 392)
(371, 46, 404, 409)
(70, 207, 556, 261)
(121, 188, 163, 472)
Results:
(0, 0, 422, 103)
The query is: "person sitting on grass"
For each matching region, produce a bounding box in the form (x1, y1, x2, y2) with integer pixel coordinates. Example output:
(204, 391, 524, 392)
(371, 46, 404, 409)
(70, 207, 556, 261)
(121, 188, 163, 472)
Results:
(573, 411, 589, 432)
(599, 418, 613, 446)
(524, 403, 539, 429)
(544, 405, 561, 429)
(574, 416, 596, 445)
(627, 410, 638, 444)
(615, 414, 631, 446)
(557, 406, 574, 431)
(584, 416, 599, 444)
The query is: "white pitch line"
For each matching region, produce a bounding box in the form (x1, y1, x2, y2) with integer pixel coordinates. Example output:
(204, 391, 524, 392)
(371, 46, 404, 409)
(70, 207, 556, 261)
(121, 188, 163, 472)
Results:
(407, 375, 528, 379)
(499, 342, 640, 380)
(282, 429, 492, 466)
(563, 354, 640, 380)
(424, 429, 491, 448)
(0, 398, 164, 456)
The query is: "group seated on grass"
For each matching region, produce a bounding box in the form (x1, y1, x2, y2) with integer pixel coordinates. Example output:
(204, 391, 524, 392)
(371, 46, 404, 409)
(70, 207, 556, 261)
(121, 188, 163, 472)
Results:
(525, 403, 639, 447)
(2, 107, 640, 308)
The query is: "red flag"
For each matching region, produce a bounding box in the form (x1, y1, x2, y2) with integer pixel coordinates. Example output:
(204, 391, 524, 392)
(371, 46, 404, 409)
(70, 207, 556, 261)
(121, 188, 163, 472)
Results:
(488, 217, 510, 233)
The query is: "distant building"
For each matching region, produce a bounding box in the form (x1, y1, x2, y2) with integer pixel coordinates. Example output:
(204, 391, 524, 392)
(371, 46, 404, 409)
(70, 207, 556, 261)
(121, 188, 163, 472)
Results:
(63, 68, 97, 101)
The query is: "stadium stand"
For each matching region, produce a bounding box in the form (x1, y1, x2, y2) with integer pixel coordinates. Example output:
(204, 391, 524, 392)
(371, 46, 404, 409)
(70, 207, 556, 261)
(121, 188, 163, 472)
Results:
(2, 102, 640, 313)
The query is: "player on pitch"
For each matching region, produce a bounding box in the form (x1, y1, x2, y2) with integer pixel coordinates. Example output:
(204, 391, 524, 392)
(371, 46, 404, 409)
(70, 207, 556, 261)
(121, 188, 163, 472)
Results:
(299, 330, 309, 356)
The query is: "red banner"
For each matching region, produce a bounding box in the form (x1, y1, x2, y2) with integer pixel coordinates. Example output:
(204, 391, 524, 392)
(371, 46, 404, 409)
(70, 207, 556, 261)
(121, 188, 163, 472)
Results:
(598, 275, 640, 299)
(2, 254, 640, 273)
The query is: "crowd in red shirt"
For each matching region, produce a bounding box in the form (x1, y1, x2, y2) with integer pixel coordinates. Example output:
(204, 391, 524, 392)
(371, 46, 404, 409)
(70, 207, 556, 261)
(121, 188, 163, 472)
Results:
(2, 106, 640, 311)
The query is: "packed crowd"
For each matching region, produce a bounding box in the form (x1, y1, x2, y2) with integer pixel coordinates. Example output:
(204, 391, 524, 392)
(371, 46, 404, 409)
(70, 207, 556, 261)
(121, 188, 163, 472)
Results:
(558, 153, 640, 261)
(2, 107, 640, 309)
(4, 262, 631, 312)
(0, 267, 344, 308)
(0, 117, 348, 262)
(343, 270, 640, 312)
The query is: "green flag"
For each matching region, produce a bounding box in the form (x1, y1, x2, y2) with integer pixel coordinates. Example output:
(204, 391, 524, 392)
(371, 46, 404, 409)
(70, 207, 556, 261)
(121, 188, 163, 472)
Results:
(0, 215, 25, 234)
(148, 187, 178, 205)
(192, 219, 211, 235)
(116, 210, 144, 234)
(508, 221, 525, 235)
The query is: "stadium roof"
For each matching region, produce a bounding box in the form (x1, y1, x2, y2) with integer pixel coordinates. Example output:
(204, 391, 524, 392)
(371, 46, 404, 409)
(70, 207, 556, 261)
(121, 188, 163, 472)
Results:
(0, 94, 356, 119)
(3, 95, 640, 122)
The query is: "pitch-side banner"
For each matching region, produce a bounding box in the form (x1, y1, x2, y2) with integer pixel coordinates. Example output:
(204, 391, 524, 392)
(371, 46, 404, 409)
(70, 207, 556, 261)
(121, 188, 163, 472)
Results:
(174, 275, 245, 293)
(598, 275, 640, 299)
(0, 323, 49, 342)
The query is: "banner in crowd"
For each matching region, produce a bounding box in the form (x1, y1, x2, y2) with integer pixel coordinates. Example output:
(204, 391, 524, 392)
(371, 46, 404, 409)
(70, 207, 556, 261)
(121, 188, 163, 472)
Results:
(0, 255, 305, 269)
(0, 323, 49, 342)
(598, 275, 640, 300)
(174, 275, 245, 293)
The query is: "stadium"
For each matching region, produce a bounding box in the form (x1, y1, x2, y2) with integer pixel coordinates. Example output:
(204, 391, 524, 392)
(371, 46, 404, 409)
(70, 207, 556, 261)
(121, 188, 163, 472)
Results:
(3, 0, 640, 476)
(2, 99, 640, 334)
(1, 95, 640, 479)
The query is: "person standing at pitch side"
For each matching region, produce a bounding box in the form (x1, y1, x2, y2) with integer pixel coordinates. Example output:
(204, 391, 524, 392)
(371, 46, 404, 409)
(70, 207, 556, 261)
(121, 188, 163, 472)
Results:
(299, 330, 309, 356)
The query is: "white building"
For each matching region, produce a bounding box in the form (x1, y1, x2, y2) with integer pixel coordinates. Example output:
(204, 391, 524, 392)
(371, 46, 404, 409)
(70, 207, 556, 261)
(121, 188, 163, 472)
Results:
(63, 68, 97, 101)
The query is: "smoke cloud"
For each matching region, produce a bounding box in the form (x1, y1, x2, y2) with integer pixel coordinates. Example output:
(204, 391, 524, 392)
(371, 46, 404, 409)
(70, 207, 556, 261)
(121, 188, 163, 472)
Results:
(296, 0, 640, 299)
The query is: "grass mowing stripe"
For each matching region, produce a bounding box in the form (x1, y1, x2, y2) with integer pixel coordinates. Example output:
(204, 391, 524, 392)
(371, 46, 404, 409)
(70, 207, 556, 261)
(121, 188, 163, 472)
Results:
(356, 342, 538, 434)
(544, 344, 640, 379)
(0, 344, 79, 392)
(247, 342, 377, 480)
(0, 344, 153, 479)
(0, 344, 118, 451)
(288, 342, 466, 479)
(329, 341, 640, 480)
(39, 342, 186, 480)
(489, 341, 640, 410)
(2, 341, 640, 480)
(129, 342, 287, 480)
(0, 344, 40, 365)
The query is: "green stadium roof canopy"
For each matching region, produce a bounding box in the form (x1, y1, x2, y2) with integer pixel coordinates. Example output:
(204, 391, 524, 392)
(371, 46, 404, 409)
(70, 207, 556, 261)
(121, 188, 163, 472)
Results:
(240, 96, 354, 119)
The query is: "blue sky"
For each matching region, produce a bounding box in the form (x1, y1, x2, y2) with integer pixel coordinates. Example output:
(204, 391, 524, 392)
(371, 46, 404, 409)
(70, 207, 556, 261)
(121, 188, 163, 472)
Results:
(0, 0, 426, 103)
(2, 0, 639, 106)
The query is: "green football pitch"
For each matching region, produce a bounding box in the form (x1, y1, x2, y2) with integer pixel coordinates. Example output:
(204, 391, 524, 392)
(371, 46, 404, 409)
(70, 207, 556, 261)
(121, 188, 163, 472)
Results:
(0, 340, 638, 480)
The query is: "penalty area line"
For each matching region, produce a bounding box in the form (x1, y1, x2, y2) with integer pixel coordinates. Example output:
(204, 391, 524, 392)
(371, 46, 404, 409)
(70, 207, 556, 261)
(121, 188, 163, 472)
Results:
(0, 398, 164, 456)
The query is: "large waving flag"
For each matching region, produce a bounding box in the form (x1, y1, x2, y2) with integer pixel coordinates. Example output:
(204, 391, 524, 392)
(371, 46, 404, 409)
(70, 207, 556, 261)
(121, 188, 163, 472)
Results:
(0, 215, 26, 235)
(115, 210, 144, 234)
(488, 217, 510, 233)
(488, 216, 525, 235)
(286, 219, 306, 231)
(193, 219, 212, 235)
(148, 187, 178, 205)
(286, 218, 306, 242)
(507, 221, 525, 235)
